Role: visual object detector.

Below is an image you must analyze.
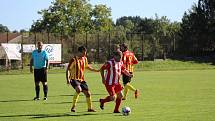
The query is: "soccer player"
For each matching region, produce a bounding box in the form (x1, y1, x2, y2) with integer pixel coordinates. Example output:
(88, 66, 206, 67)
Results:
(66, 46, 99, 112)
(107, 44, 120, 60)
(99, 51, 133, 113)
(120, 43, 139, 100)
(30, 41, 49, 101)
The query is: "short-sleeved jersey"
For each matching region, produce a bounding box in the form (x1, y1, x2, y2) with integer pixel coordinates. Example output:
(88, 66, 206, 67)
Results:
(32, 50, 48, 69)
(122, 50, 138, 72)
(68, 56, 89, 81)
(101, 59, 125, 86)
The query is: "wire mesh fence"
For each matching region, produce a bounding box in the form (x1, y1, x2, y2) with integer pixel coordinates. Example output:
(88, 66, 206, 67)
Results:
(0, 31, 174, 71)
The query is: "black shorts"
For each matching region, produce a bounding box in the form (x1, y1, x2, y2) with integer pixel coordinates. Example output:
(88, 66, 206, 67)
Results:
(122, 72, 133, 85)
(34, 68, 47, 82)
(70, 79, 89, 91)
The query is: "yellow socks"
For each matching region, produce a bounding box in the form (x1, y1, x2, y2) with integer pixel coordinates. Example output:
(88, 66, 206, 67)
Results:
(126, 83, 136, 91)
(72, 92, 80, 108)
(86, 96, 92, 109)
(123, 83, 136, 99)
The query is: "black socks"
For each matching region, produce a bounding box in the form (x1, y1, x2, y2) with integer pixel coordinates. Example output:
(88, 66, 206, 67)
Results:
(43, 85, 48, 97)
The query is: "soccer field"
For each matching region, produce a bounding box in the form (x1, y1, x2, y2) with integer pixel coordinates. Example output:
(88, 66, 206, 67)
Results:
(0, 70, 215, 121)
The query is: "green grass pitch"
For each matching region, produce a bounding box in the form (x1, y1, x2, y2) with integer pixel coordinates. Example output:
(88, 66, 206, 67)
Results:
(0, 70, 215, 121)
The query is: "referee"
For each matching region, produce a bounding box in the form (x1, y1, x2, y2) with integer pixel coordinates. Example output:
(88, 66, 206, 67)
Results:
(30, 41, 49, 101)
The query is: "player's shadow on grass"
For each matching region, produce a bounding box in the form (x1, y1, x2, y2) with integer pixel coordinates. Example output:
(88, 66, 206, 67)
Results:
(0, 99, 33, 103)
(0, 112, 113, 119)
(31, 113, 98, 118)
(56, 93, 106, 97)
(45, 100, 100, 104)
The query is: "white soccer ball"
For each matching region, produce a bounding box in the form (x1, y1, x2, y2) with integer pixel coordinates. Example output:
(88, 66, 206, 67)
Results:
(122, 106, 131, 116)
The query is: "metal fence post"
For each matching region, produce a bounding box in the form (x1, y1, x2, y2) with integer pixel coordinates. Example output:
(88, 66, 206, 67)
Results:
(6, 31, 9, 43)
(97, 33, 100, 62)
(141, 33, 144, 61)
(85, 32, 88, 49)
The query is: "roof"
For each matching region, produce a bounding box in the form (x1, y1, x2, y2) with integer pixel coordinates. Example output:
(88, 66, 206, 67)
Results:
(0, 33, 21, 43)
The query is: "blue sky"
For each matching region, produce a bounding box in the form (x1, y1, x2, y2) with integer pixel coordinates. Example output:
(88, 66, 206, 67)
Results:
(0, 0, 198, 31)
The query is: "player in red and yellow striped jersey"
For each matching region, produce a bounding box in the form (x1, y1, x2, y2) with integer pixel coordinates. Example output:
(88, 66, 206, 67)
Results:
(66, 46, 99, 112)
(120, 43, 139, 100)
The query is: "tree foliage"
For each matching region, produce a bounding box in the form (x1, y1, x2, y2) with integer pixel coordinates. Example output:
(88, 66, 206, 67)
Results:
(0, 24, 9, 32)
(30, 0, 112, 34)
(179, 0, 215, 56)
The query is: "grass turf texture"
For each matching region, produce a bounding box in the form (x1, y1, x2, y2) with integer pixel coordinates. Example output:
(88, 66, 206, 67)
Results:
(0, 69, 215, 121)
(1, 59, 215, 75)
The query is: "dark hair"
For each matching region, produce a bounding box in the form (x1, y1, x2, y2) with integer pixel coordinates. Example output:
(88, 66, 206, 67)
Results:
(113, 50, 122, 57)
(120, 43, 128, 50)
(37, 41, 43, 45)
(78, 46, 87, 52)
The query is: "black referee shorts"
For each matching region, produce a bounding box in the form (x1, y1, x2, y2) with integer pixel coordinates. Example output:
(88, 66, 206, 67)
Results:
(34, 68, 47, 82)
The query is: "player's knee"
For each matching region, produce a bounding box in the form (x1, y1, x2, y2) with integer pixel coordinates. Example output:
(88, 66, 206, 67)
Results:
(42, 82, 47, 85)
(75, 88, 81, 93)
(76, 89, 81, 93)
(110, 96, 115, 101)
(75, 86, 82, 93)
(117, 92, 123, 99)
(83, 91, 91, 97)
(117, 94, 123, 99)
(85, 93, 90, 97)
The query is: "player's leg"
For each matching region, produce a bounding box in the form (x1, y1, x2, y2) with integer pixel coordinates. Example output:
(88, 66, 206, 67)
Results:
(126, 83, 138, 98)
(34, 81, 40, 100)
(41, 68, 48, 100)
(123, 73, 138, 99)
(81, 81, 96, 112)
(99, 85, 115, 110)
(33, 69, 40, 100)
(114, 84, 123, 113)
(122, 74, 130, 100)
(42, 82, 48, 100)
(70, 80, 81, 112)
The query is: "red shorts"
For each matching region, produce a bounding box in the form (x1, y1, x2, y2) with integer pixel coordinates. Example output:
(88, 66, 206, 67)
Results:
(105, 84, 123, 96)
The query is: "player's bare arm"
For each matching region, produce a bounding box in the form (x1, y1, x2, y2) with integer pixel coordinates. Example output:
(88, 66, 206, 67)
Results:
(45, 59, 49, 73)
(122, 69, 133, 78)
(86, 65, 100, 72)
(66, 58, 74, 84)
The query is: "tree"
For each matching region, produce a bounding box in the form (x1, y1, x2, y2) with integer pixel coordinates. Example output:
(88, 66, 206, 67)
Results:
(179, 0, 215, 56)
(30, 0, 112, 34)
(0, 24, 9, 32)
(116, 16, 142, 32)
(92, 4, 112, 32)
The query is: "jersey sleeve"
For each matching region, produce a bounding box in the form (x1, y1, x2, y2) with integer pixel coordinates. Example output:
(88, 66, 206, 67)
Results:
(68, 58, 75, 71)
(84, 57, 89, 68)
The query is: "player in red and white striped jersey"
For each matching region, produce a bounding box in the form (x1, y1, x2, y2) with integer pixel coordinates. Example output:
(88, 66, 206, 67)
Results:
(99, 51, 132, 113)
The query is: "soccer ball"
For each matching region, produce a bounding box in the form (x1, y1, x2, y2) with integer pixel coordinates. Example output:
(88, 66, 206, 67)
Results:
(122, 106, 131, 116)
